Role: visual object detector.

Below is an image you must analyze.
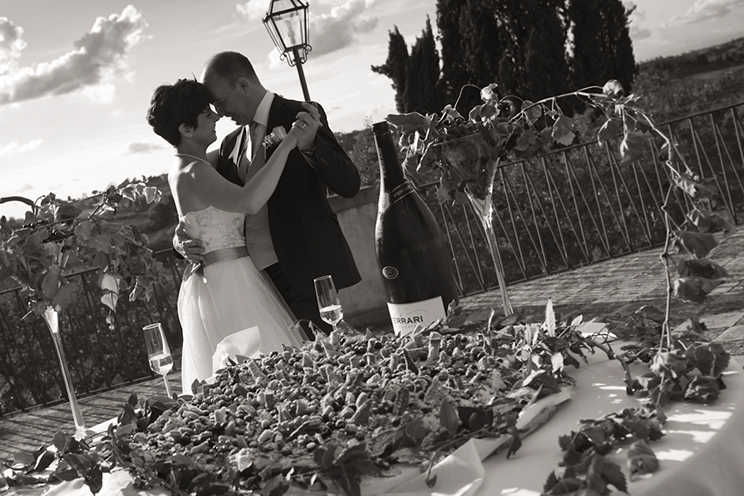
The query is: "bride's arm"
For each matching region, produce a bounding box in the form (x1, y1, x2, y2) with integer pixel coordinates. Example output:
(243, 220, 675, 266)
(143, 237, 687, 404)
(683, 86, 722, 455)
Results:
(184, 131, 299, 214)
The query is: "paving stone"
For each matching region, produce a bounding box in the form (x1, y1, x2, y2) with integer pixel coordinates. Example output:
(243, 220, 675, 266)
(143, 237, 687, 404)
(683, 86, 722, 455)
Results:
(674, 313, 744, 333)
(700, 312, 744, 329)
(713, 325, 744, 342)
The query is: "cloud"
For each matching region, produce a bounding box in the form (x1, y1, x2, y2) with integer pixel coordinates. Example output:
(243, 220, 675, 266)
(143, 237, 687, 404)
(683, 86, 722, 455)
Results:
(622, 2, 652, 41)
(671, 0, 744, 25)
(242, 0, 379, 62)
(0, 139, 43, 157)
(310, 0, 379, 57)
(0, 5, 147, 106)
(236, 0, 267, 21)
(0, 17, 26, 74)
(125, 141, 167, 155)
(15, 183, 35, 193)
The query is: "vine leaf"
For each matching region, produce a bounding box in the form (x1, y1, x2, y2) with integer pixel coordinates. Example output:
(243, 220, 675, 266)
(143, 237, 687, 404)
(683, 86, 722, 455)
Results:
(627, 440, 659, 481)
(684, 375, 720, 403)
(597, 117, 622, 146)
(41, 265, 62, 299)
(52, 280, 81, 312)
(545, 476, 583, 495)
(54, 204, 83, 222)
(619, 130, 648, 163)
(439, 399, 459, 437)
(99, 274, 121, 312)
(674, 173, 717, 200)
(687, 207, 735, 234)
(601, 458, 628, 492)
(673, 230, 718, 258)
(602, 79, 625, 97)
(522, 101, 542, 125)
(677, 259, 729, 279)
(385, 111, 431, 137)
(545, 298, 556, 337)
(262, 474, 290, 496)
(515, 128, 537, 152)
(674, 277, 724, 303)
(551, 115, 575, 147)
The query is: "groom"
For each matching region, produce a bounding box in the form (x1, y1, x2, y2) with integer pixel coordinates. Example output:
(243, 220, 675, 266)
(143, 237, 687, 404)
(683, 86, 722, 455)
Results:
(175, 51, 361, 338)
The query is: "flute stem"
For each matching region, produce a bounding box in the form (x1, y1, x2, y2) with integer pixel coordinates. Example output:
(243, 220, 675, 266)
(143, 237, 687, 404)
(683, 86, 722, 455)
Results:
(163, 374, 173, 398)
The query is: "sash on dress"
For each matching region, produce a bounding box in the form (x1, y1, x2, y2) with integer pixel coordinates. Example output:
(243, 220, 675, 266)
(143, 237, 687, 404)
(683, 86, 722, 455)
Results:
(184, 246, 250, 281)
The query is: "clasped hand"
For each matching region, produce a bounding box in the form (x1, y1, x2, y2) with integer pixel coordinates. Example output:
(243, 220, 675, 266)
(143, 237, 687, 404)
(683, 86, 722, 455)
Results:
(173, 102, 324, 261)
(291, 101, 323, 152)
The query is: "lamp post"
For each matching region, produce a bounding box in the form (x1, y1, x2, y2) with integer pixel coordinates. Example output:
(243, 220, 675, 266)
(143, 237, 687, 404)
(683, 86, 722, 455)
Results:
(263, 0, 312, 102)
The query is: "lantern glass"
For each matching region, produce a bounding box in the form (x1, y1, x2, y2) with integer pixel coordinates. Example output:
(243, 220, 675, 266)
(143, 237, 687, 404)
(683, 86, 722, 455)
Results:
(264, 0, 309, 65)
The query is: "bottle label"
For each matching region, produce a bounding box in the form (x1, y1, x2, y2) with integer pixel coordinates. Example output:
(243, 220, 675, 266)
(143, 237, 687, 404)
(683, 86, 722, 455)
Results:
(390, 182, 415, 203)
(379, 182, 416, 216)
(387, 296, 446, 336)
(382, 266, 399, 279)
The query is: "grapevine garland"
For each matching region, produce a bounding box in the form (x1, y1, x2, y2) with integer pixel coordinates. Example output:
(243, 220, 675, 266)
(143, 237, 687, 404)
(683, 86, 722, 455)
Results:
(0, 179, 167, 321)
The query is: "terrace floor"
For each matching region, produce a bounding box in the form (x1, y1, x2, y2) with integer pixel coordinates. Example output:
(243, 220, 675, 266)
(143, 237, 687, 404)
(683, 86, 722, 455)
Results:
(2, 227, 744, 465)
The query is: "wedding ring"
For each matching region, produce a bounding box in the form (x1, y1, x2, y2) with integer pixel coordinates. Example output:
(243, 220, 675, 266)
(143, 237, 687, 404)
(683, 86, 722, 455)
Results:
(300, 123, 306, 129)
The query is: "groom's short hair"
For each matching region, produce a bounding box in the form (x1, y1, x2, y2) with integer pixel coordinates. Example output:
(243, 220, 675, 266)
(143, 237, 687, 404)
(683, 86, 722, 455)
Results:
(203, 51, 259, 87)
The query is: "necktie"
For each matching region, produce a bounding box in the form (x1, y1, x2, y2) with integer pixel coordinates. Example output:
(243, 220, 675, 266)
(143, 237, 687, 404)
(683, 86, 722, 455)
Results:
(236, 127, 249, 183)
(245, 122, 266, 183)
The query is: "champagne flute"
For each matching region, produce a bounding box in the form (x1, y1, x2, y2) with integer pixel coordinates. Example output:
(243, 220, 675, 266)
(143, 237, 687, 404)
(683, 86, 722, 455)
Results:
(314, 275, 343, 333)
(142, 323, 173, 398)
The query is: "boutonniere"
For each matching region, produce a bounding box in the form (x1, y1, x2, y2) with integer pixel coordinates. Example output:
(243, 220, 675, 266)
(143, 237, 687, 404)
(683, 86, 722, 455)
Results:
(263, 126, 287, 150)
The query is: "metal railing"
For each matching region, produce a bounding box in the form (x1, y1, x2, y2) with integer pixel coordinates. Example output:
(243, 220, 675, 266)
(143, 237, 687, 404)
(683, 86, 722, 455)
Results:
(1, 102, 742, 416)
(420, 102, 744, 297)
(0, 252, 185, 415)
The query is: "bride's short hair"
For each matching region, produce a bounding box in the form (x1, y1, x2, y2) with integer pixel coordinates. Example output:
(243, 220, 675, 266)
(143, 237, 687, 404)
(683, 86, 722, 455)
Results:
(147, 79, 211, 146)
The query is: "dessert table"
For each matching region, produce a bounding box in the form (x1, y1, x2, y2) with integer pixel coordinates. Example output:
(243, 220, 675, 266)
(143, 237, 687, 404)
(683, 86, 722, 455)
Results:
(20, 344, 744, 496)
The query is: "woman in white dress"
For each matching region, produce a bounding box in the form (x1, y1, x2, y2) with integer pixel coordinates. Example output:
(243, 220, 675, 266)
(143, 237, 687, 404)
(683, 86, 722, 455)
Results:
(146, 79, 307, 392)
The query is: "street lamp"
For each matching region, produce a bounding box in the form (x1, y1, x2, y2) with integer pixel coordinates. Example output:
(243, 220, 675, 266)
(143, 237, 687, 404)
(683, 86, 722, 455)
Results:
(263, 0, 312, 102)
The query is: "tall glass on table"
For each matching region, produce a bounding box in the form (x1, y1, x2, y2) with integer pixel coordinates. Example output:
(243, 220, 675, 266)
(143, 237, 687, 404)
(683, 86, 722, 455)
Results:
(314, 275, 343, 333)
(142, 323, 174, 397)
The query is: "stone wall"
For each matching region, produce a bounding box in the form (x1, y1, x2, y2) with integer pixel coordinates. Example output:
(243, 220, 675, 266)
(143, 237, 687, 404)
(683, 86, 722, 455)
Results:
(328, 185, 391, 328)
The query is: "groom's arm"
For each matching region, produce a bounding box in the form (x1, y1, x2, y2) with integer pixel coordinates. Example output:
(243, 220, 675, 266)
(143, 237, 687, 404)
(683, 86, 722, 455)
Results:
(299, 103, 360, 199)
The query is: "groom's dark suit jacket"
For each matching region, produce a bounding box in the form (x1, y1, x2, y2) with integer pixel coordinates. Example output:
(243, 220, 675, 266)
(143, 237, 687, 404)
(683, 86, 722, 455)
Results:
(215, 95, 362, 298)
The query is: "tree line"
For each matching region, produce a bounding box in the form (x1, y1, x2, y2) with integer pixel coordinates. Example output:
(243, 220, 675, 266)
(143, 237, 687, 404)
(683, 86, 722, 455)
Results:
(372, 0, 637, 115)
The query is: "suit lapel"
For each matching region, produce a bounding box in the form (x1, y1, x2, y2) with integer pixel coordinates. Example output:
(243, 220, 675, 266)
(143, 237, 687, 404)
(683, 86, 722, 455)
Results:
(266, 96, 289, 160)
(217, 127, 244, 186)
(266, 95, 286, 132)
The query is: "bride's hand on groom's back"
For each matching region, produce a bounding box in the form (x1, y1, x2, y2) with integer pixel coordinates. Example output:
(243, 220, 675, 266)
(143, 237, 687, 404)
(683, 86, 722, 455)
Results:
(173, 220, 206, 263)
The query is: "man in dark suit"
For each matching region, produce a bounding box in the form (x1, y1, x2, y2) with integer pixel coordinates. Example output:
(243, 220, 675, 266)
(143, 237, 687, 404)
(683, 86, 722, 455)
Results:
(175, 51, 361, 338)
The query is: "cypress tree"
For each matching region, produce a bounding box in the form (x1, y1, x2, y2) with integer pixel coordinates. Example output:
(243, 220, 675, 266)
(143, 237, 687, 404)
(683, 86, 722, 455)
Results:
(371, 27, 410, 113)
(569, 0, 637, 90)
(437, 0, 470, 103)
(403, 17, 442, 113)
(460, 0, 503, 89)
(523, 0, 570, 100)
(604, 1, 638, 90)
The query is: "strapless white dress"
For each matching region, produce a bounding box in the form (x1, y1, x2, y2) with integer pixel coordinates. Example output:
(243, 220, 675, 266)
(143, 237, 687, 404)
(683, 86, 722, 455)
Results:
(178, 206, 303, 393)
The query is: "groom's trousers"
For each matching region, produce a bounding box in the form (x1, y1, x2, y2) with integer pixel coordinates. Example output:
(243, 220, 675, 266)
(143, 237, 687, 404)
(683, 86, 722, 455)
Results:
(264, 262, 331, 339)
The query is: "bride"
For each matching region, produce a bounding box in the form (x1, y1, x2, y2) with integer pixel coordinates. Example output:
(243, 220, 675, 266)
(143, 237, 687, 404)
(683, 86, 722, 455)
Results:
(146, 79, 306, 393)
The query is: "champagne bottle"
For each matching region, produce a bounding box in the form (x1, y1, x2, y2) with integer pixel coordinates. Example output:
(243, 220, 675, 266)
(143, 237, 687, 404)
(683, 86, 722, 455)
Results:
(373, 121, 458, 335)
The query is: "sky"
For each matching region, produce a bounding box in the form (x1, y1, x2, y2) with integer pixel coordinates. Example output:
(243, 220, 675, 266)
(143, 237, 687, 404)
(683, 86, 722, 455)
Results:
(1, 0, 743, 219)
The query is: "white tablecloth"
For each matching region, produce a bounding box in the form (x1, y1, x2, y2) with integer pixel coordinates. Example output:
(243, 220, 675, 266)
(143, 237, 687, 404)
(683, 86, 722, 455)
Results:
(474, 348, 744, 496)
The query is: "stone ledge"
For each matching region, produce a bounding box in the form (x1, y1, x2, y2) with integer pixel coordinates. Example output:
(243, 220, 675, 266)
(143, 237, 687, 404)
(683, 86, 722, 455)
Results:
(328, 184, 378, 213)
